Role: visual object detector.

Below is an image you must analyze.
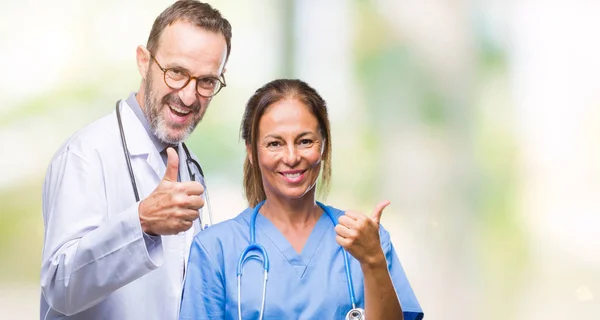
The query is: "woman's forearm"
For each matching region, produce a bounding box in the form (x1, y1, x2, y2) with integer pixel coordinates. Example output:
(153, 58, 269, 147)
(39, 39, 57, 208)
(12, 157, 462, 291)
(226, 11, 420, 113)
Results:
(361, 253, 403, 320)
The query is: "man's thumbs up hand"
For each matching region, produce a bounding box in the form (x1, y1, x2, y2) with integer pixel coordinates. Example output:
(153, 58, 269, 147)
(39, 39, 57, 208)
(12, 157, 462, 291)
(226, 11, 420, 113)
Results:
(162, 147, 179, 182)
(138, 147, 204, 235)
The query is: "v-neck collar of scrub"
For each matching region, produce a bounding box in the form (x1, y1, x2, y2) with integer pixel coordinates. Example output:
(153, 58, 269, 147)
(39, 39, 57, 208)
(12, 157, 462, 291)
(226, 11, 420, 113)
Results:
(254, 210, 332, 278)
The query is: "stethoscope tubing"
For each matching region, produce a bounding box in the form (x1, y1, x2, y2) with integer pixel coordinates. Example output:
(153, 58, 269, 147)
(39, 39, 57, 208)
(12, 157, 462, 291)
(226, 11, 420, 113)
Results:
(116, 101, 141, 202)
(236, 200, 359, 319)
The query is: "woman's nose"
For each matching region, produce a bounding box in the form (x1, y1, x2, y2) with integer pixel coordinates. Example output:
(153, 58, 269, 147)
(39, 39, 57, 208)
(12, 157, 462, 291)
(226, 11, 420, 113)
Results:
(283, 145, 300, 165)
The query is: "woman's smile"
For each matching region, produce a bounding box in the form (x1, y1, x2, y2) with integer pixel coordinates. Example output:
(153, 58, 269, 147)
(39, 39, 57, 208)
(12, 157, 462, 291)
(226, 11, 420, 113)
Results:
(279, 169, 307, 183)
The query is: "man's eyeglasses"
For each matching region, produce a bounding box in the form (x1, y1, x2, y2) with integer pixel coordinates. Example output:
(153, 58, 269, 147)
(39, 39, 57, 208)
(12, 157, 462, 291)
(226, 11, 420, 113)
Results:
(150, 54, 226, 98)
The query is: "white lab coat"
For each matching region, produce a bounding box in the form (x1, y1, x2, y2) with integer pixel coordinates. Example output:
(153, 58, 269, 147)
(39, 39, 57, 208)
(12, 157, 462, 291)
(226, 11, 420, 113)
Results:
(40, 100, 202, 320)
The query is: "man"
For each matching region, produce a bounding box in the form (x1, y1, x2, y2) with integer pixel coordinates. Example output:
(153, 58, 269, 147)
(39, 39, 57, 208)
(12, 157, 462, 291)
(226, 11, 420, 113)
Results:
(40, 1, 232, 319)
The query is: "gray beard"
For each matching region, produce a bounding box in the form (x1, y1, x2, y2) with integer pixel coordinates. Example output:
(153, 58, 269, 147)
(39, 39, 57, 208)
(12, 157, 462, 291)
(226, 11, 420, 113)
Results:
(143, 76, 200, 145)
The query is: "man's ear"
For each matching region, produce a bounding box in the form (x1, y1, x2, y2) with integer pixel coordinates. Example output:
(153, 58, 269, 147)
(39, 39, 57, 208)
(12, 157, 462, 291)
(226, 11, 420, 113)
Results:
(246, 143, 253, 165)
(136, 46, 150, 80)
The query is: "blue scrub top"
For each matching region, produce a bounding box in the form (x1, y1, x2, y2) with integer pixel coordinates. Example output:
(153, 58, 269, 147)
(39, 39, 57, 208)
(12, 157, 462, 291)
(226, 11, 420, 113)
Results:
(180, 205, 424, 320)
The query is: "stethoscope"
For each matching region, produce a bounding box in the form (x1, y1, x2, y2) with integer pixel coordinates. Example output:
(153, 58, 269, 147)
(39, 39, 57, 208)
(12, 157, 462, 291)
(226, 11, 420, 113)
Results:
(115, 101, 213, 229)
(236, 200, 365, 320)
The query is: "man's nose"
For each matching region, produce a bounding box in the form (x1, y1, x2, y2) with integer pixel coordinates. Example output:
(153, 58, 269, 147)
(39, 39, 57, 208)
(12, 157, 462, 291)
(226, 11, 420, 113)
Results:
(178, 79, 198, 106)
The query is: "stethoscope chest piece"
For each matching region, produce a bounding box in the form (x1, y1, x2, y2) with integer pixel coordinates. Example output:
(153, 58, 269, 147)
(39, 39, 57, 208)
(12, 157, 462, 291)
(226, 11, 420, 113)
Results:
(346, 308, 365, 320)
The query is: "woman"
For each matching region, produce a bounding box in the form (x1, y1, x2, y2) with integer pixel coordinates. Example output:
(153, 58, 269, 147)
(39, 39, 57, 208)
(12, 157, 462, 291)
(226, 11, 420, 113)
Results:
(180, 79, 424, 319)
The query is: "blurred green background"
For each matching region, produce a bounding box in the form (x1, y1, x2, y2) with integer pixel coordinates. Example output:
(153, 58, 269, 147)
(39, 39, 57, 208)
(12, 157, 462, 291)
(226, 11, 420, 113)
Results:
(1, 0, 599, 318)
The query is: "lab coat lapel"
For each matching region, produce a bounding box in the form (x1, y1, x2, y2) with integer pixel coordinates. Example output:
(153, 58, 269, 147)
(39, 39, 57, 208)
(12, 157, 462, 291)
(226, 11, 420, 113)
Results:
(119, 100, 164, 181)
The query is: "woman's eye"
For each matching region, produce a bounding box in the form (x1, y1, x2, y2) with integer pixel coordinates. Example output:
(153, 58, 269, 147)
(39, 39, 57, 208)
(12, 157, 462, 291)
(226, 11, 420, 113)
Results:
(299, 139, 313, 146)
(267, 141, 281, 148)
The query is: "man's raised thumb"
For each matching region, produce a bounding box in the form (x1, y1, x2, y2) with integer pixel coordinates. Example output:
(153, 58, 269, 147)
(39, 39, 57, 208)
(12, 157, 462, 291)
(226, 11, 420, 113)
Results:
(163, 147, 179, 182)
(371, 200, 391, 225)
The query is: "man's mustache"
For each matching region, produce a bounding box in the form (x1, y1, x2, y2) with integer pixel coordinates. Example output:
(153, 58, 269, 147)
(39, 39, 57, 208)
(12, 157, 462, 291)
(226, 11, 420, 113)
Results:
(161, 92, 201, 113)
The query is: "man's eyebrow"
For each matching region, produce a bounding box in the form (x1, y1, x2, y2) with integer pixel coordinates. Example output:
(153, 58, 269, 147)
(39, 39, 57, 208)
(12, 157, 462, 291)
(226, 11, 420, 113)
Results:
(161, 59, 185, 70)
(165, 62, 220, 78)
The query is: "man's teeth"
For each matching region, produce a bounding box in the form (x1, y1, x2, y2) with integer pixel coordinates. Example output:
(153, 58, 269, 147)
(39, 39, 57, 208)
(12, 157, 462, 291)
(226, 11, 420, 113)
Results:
(170, 105, 191, 115)
(284, 173, 301, 178)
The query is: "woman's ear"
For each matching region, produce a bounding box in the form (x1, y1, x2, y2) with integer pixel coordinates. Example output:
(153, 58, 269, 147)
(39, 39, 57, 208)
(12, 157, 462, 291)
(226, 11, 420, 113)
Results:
(136, 46, 150, 80)
(246, 143, 253, 165)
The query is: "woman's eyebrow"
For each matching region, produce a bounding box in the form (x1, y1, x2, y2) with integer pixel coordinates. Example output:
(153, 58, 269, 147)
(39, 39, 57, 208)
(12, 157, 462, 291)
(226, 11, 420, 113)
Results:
(263, 134, 282, 140)
(262, 132, 315, 140)
(296, 131, 315, 138)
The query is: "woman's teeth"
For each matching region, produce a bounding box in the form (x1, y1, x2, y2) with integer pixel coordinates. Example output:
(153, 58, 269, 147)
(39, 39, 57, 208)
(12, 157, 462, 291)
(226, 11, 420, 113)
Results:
(284, 173, 301, 178)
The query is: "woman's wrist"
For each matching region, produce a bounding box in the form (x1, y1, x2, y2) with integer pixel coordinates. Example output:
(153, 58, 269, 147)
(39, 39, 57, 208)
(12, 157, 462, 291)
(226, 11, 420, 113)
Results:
(360, 251, 387, 270)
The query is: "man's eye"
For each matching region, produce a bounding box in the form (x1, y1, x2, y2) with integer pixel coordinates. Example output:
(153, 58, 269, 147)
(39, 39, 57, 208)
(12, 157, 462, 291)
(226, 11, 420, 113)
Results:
(198, 78, 217, 88)
(167, 69, 187, 80)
